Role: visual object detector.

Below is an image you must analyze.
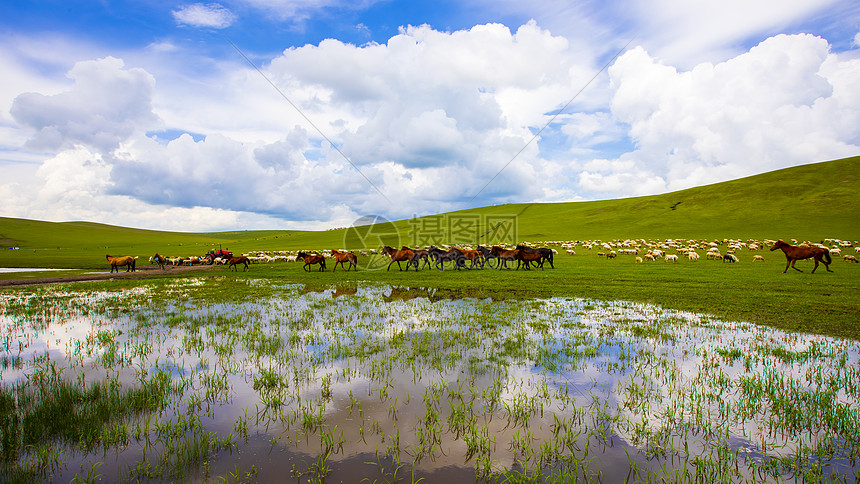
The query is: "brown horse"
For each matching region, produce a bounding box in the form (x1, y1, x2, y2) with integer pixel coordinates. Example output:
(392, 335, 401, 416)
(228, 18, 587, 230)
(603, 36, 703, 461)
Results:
(381, 246, 415, 271)
(515, 250, 543, 270)
(516, 245, 555, 269)
(106, 255, 136, 273)
(490, 246, 518, 269)
(770, 240, 833, 273)
(331, 249, 358, 271)
(298, 252, 327, 272)
(408, 248, 432, 270)
(454, 247, 485, 269)
(227, 256, 250, 272)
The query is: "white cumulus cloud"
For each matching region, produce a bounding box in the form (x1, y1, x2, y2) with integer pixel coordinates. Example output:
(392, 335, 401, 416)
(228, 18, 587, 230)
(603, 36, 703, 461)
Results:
(172, 3, 236, 29)
(597, 33, 860, 196)
(11, 57, 159, 153)
(2, 21, 859, 230)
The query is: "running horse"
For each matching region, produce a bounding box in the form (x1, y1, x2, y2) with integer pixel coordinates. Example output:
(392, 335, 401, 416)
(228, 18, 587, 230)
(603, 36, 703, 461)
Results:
(770, 240, 833, 273)
(408, 248, 433, 270)
(381, 246, 415, 271)
(106, 255, 136, 273)
(297, 252, 327, 272)
(515, 250, 544, 270)
(516, 245, 554, 269)
(331, 249, 358, 271)
(477, 245, 500, 268)
(427, 246, 467, 271)
(490, 246, 518, 269)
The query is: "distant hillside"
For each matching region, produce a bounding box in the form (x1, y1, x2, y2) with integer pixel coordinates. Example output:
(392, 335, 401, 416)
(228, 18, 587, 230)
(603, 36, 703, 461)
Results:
(457, 155, 860, 242)
(0, 156, 857, 267)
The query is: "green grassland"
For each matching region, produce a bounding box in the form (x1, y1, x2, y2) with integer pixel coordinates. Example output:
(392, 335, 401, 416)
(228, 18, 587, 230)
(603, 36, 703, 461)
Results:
(0, 156, 858, 339)
(1, 156, 857, 264)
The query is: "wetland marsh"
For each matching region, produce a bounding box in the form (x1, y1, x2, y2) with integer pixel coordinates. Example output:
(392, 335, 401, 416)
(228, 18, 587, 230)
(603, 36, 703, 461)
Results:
(1, 277, 858, 483)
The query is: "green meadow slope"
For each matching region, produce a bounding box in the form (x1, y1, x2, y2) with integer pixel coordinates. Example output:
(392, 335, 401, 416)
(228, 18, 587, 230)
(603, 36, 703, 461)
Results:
(451, 155, 860, 242)
(0, 156, 857, 268)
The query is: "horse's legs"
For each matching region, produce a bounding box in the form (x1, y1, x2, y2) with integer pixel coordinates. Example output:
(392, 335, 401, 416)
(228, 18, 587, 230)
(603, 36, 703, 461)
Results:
(789, 259, 803, 272)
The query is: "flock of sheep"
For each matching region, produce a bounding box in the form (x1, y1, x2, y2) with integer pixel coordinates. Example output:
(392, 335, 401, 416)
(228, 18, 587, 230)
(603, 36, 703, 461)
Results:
(562, 237, 859, 264)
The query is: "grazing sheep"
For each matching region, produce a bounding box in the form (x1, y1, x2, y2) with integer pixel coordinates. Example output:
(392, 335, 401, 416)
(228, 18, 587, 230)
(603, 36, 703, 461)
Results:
(688, 252, 699, 261)
(844, 255, 859, 263)
(724, 254, 739, 263)
(635, 256, 643, 263)
(753, 255, 765, 262)
(606, 251, 617, 259)
(644, 254, 656, 262)
(665, 254, 678, 263)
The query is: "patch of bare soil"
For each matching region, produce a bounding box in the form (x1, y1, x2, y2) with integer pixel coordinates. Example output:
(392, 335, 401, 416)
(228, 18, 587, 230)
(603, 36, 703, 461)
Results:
(0, 264, 220, 287)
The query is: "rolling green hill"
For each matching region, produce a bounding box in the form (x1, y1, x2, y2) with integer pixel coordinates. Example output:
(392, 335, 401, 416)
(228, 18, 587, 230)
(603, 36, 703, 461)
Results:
(0, 156, 857, 268)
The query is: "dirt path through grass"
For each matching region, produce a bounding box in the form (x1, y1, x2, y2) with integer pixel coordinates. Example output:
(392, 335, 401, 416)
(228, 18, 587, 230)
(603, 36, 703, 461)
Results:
(0, 264, 218, 287)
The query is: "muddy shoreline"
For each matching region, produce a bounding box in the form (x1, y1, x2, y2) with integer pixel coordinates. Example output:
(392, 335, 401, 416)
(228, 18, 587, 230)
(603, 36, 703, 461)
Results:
(0, 264, 219, 287)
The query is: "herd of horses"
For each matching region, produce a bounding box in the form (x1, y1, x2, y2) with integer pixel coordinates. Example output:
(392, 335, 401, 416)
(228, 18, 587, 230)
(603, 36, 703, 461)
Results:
(293, 245, 554, 272)
(380, 245, 555, 271)
(107, 240, 833, 275)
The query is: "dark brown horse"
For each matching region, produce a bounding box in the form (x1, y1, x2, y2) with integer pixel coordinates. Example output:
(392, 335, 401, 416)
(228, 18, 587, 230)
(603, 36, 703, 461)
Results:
(298, 252, 327, 272)
(477, 245, 500, 268)
(515, 250, 543, 270)
(227, 256, 250, 272)
(106, 255, 136, 273)
(408, 248, 432, 270)
(381, 246, 415, 271)
(490, 246, 518, 269)
(516, 245, 555, 269)
(770, 240, 833, 273)
(427, 246, 467, 271)
(331, 249, 358, 271)
(454, 247, 485, 269)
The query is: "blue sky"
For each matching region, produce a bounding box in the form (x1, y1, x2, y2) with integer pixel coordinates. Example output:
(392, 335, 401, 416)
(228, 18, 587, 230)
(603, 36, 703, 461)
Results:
(1, 1, 858, 231)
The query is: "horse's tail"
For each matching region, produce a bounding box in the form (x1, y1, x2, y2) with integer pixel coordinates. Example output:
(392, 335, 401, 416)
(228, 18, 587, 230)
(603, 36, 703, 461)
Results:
(824, 250, 832, 264)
